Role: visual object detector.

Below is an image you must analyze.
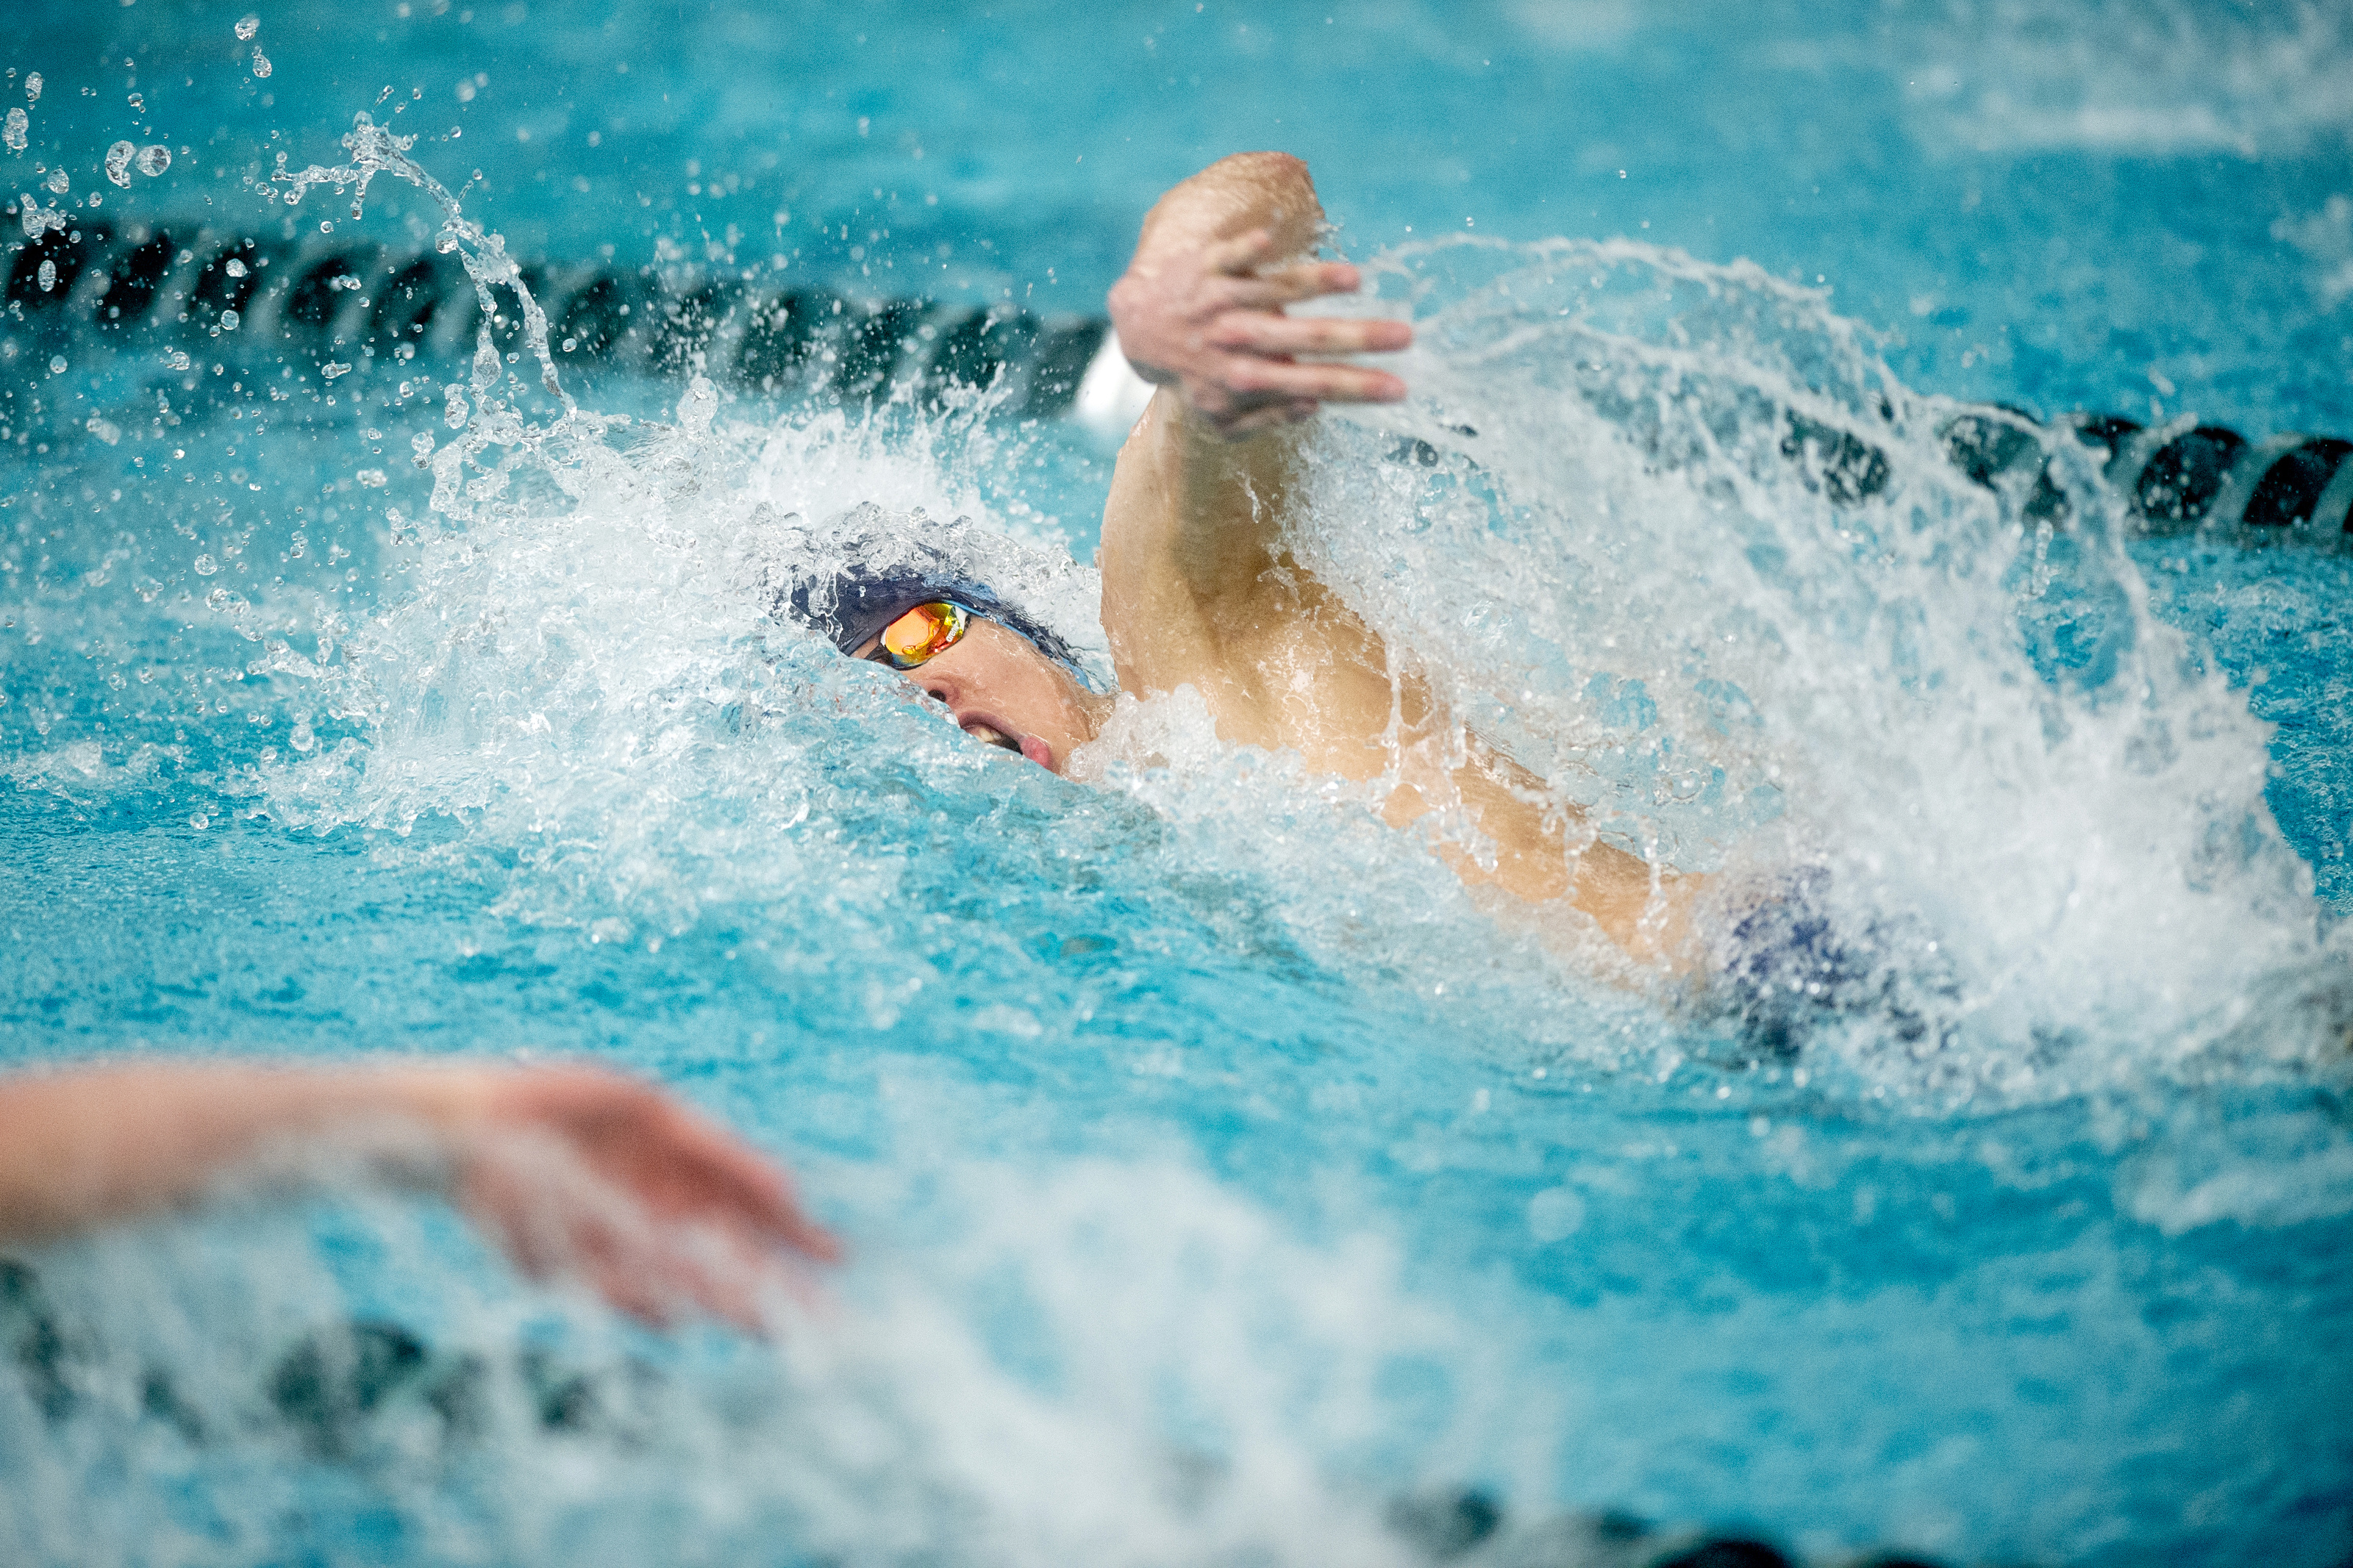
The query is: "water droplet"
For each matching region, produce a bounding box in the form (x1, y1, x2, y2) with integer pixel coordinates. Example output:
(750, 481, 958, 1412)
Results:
(46, 354, 65, 374)
(355, 468, 386, 487)
(104, 140, 135, 187)
(84, 415, 121, 446)
(560, 336, 576, 352)
(218, 308, 240, 330)
(1, 109, 24, 154)
(204, 586, 233, 612)
(250, 48, 272, 79)
(193, 554, 218, 575)
(163, 348, 190, 370)
(289, 722, 316, 753)
(135, 143, 171, 177)
(224, 257, 247, 278)
(676, 373, 718, 437)
(235, 12, 260, 37)
(321, 361, 351, 379)
(410, 431, 434, 462)
(443, 387, 469, 429)
(1527, 1186, 1586, 1243)
(43, 168, 68, 194)
(24, 74, 41, 104)
(35, 258, 54, 293)
(188, 812, 210, 831)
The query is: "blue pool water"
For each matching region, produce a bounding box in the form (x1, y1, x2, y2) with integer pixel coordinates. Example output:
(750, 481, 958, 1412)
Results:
(3, 2, 2352, 1564)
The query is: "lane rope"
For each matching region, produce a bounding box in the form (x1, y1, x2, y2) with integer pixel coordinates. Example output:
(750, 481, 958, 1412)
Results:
(7, 216, 2349, 543)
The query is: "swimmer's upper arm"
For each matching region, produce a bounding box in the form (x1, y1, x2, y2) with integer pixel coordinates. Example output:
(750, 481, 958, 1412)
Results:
(1096, 154, 1347, 729)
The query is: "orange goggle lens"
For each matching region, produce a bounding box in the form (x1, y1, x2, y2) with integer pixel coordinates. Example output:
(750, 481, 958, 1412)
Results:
(871, 600, 970, 670)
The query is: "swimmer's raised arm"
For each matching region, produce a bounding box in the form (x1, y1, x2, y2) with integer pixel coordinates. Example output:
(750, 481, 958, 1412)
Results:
(1098, 154, 1699, 964)
(0, 1059, 838, 1331)
(1099, 153, 1417, 767)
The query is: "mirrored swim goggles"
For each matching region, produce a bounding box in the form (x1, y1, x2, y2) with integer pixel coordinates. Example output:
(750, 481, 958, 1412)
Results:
(863, 599, 974, 670)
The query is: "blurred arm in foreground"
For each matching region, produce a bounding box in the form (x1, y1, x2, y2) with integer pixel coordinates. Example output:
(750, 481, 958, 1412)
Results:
(0, 1059, 838, 1332)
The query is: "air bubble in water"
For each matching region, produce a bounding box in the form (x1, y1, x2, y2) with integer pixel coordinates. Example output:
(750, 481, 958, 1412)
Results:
(35, 257, 54, 292)
(46, 354, 65, 373)
(188, 812, 210, 831)
(193, 554, 218, 576)
(289, 722, 316, 753)
(2, 109, 24, 152)
(224, 257, 247, 277)
(135, 144, 171, 176)
(24, 74, 40, 104)
(235, 13, 260, 38)
(219, 308, 240, 330)
(104, 140, 134, 187)
(43, 167, 67, 193)
(251, 49, 272, 79)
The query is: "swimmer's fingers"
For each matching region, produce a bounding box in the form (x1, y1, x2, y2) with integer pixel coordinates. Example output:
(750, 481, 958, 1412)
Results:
(1206, 312, 1413, 357)
(1204, 228, 1278, 276)
(1211, 260, 1364, 311)
(526, 1068, 842, 1263)
(468, 1142, 785, 1333)
(1218, 354, 1408, 407)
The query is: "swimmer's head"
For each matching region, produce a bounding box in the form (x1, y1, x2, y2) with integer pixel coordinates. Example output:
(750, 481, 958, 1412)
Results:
(774, 506, 1113, 773)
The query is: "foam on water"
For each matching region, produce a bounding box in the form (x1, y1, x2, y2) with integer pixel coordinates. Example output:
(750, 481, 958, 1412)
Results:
(3, 1163, 1485, 1568)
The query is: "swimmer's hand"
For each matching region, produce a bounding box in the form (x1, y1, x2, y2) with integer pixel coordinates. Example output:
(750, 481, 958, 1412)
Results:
(432, 1064, 841, 1334)
(0, 1059, 840, 1336)
(1110, 223, 1413, 440)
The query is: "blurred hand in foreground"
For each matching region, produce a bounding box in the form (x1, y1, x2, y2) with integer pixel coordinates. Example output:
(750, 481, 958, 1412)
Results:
(0, 1059, 839, 1334)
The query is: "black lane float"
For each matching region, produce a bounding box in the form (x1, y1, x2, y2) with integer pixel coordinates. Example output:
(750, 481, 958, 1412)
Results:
(8, 215, 2351, 545)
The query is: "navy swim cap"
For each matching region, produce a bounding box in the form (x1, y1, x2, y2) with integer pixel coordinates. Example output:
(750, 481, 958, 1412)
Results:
(770, 504, 1094, 678)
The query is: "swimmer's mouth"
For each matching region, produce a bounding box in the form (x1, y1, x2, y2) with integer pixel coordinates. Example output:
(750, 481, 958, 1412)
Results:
(960, 718, 1024, 754)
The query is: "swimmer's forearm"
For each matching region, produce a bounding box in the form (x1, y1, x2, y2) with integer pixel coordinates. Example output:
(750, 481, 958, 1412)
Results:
(0, 1062, 476, 1242)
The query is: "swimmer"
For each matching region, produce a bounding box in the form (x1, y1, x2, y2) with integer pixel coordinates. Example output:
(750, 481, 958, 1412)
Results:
(0, 1058, 838, 1331)
(788, 153, 1700, 964)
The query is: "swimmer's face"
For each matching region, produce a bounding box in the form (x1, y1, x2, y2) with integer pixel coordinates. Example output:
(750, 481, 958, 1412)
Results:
(852, 615, 1111, 773)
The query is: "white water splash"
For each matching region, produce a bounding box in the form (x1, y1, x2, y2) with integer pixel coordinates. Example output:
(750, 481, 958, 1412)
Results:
(1300, 236, 2332, 1096)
